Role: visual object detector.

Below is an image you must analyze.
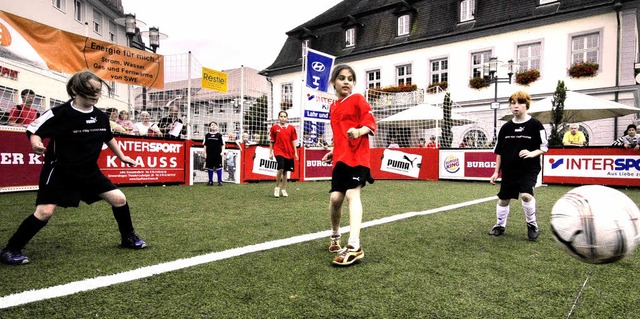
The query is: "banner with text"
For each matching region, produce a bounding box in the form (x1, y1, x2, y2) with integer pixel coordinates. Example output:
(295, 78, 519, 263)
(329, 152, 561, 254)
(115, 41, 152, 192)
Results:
(202, 67, 228, 92)
(305, 48, 334, 92)
(251, 146, 277, 177)
(380, 149, 422, 178)
(0, 11, 164, 89)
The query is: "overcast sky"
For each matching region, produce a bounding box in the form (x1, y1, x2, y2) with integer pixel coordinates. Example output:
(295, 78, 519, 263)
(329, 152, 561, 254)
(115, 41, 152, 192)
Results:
(119, 0, 342, 71)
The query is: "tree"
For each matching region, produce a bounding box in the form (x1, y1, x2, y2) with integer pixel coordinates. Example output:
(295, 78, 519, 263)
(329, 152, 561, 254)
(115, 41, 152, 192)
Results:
(549, 81, 567, 147)
(441, 92, 453, 148)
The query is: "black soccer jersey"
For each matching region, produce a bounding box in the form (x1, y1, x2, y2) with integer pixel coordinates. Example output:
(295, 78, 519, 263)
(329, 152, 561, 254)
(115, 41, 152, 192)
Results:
(494, 116, 548, 173)
(204, 132, 224, 156)
(26, 101, 113, 169)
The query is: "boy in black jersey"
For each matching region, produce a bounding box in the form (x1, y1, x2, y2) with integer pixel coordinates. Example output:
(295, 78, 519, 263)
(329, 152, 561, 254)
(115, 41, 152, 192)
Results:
(0, 71, 147, 265)
(489, 90, 548, 240)
(203, 121, 225, 186)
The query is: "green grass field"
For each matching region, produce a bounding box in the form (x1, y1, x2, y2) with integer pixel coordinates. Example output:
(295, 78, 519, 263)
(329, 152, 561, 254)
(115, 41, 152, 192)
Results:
(0, 180, 639, 318)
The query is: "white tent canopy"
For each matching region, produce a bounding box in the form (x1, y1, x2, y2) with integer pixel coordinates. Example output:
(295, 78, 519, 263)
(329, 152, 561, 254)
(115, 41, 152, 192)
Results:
(378, 103, 475, 128)
(500, 91, 640, 123)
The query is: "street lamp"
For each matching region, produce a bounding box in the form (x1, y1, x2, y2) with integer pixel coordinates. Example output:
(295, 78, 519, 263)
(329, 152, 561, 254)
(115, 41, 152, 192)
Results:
(115, 13, 167, 111)
(482, 57, 515, 144)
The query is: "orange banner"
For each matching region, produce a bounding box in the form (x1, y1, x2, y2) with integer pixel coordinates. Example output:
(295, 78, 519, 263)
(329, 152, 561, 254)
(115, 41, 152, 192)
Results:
(0, 11, 163, 89)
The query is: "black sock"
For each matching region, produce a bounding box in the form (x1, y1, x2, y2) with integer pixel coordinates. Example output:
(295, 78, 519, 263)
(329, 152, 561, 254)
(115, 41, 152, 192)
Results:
(112, 203, 134, 236)
(5, 214, 48, 252)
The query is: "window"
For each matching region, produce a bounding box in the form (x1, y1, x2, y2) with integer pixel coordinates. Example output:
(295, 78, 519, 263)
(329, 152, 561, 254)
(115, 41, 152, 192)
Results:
(345, 28, 356, 47)
(52, 0, 66, 11)
(93, 9, 102, 34)
(460, 0, 475, 22)
(0, 85, 17, 114)
(539, 0, 558, 4)
(430, 59, 448, 83)
(397, 15, 410, 36)
(471, 51, 491, 78)
(281, 83, 293, 110)
(366, 70, 381, 89)
(74, 0, 83, 22)
(220, 122, 228, 134)
(517, 43, 541, 72)
(50, 98, 65, 109)
(109, 21, 117, 43)
(396, 64, 412, 86)
(571, 32, 599, 65)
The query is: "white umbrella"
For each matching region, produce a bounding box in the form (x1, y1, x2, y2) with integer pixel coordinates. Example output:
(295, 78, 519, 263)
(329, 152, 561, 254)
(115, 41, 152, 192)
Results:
(500, 91, 640, 122)
(378, 103, 475, 128)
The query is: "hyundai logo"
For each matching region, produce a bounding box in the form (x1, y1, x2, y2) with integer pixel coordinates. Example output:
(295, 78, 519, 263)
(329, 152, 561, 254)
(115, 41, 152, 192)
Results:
(311, 61, 325, 72)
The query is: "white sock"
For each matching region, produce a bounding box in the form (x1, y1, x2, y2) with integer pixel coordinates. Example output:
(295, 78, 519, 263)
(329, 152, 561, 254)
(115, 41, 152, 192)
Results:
(331, 231, 340, 239)
(522, 198, 537, 226)
(496, 204, 509, 227)
(347, 238, 360, 250)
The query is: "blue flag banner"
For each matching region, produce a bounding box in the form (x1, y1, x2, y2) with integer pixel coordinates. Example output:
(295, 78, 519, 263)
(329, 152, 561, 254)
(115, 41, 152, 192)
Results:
(305, 48, 335, 92)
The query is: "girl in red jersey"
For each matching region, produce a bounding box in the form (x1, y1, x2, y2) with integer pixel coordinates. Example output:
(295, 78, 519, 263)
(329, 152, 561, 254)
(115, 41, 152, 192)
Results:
(269, 111, 299, 198)
(322, 65, 376, 266)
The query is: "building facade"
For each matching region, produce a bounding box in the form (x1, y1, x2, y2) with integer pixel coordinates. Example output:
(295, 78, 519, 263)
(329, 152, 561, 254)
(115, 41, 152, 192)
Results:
(261, 0, 640, 146)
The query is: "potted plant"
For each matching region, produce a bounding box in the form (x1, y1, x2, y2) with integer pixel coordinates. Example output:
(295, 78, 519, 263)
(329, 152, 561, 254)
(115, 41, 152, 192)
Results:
(379, 84, 418, 92)
(515, 69, 540, 86)
(427, 81, 448, 93)
(469, 77, 488, 89)
(568, 62, 599, 78)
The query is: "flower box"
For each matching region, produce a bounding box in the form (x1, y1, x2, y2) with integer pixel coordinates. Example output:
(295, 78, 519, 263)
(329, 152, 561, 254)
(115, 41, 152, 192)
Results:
(515, 69, 540, 86)
(469, 77, 489, 90)
(427, 81, 448, 93)
(376, 84, 418, 93)
(568, 62, 599, 78)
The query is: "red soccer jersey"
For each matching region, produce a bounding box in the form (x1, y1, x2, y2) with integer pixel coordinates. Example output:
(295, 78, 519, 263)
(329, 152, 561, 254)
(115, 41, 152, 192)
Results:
(8, 105, 39, 126)
(269, 123, 298, 158)
(329, 93, 377, 168)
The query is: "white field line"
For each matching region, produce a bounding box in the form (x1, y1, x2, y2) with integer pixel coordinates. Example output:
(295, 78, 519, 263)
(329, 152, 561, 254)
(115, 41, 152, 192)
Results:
(0, 195, 497, 309)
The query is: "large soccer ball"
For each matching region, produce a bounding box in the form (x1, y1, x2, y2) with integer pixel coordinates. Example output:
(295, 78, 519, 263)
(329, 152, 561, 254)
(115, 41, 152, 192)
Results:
(550, 185, 640, 264)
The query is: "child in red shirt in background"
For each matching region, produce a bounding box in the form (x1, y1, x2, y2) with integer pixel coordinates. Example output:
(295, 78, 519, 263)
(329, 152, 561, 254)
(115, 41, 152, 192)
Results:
(269, 111, 299, 198)
(322, 64, 377, 266)
(8, 89, 39, 127)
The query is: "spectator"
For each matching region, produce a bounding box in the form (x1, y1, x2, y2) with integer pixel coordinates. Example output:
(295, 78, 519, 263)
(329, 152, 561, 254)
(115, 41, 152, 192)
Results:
(426, 136, 440, 148)
(612, 128, 628, 147)
(116, 110, 137, 135)
(302, 133, 315, 148)
(316, 135, 329, 149)
(388, 139, 400, 148)
(562, 123, 586, 147)
(417, 138, 426, 148)
(622, 124, 639, 150)
(8, 89, 39, 127)
(158, 106, 185, 138)
(226, 152, 237, 181)
(134, 111, 161, 137)
(105, 108, 126, 134)
(252, 133, 261, 144)
(0, 70, 146, 266)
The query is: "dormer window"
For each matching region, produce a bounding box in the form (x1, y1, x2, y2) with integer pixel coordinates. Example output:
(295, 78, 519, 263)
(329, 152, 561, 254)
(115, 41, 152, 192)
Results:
(345, 28, 356, 47)
(397, 14, 410, 36)
(460, 0, 475, 22)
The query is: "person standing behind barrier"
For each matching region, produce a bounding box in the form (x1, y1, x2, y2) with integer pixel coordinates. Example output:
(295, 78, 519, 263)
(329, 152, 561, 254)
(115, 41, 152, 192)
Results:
(489, 90, 548, 241)
(321, 64, 376, 266)
(562, 123, 586, 147)
(106, 107, 126, 134)
(8, 89, 38, 127)
(117, 110, 137, 135)
(134, 111, 161, 137)
(269, 110, 298, 198)
(158, 105, 184, 138)
(0, 70, 147, 266)
(622, 124, 639, 150)
(203, 121, 225, 186)
(426, 136, 440, 148)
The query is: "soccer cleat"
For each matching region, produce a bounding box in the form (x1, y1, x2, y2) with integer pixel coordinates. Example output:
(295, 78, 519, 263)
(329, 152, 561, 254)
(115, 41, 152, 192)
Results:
(121, 232, 148, 249)
(0, 249, 30, 265)
(281, 189, 288, 197)
(207, 181, 213, 186)
(218, 182, 223, 186)
(488, 225, 505, 236)
(332, 245, 364, 266)
(328, 235, 342, 252)
(527, 222, 539, 240)
(274, 187, 280, 198)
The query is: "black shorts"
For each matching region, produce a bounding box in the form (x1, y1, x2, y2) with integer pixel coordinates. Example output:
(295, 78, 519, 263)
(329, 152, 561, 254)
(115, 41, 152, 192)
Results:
(275, 155, 295, 172)
(205, 154, 223, 169)
(330, 162, 374, 194)
(497, 169, 538, 200)
(36, 164, 117, 208)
